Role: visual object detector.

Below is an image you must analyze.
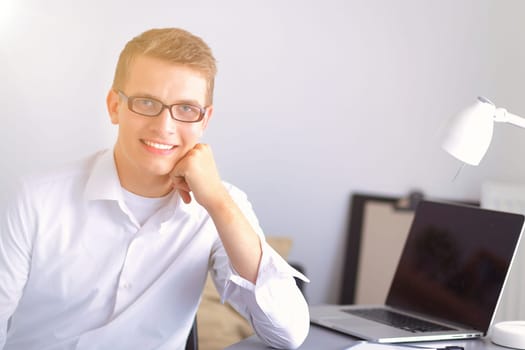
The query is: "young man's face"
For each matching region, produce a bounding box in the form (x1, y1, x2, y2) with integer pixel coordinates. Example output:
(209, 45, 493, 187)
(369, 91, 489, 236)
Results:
(107, 55, 212, 188)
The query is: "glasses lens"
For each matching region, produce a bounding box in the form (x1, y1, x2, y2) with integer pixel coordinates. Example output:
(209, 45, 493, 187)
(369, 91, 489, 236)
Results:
(131, 97, 163, 116)
(172, 104, 202, 122)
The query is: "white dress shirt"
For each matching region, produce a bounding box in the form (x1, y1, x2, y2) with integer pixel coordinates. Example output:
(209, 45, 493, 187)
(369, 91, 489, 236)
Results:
(0, 149, 309, 350)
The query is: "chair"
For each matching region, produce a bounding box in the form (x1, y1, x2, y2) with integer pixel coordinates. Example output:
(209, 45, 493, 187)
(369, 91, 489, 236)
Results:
(185, 318, 198, 350)
(290, 262, 307, 300)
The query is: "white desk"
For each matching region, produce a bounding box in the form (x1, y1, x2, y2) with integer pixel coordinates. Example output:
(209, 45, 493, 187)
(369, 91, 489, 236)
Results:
(225, 325, 507, 350)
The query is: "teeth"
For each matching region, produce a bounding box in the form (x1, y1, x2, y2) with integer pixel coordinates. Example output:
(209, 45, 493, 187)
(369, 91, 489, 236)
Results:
(143, 140, 174, 150)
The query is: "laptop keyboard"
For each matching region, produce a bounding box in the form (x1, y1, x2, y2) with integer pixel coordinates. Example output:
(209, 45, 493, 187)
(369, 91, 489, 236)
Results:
(344, 308, 454, 333)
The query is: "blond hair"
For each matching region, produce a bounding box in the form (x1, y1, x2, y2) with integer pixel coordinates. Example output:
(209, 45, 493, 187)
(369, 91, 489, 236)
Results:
(112, 28, 217, 104)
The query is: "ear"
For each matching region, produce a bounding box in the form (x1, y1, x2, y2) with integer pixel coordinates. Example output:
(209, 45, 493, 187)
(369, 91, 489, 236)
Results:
(200, 105, 214, 133)
(106, 89, 120, 125)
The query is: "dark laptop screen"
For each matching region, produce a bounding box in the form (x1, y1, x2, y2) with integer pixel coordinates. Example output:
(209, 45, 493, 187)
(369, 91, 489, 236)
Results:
(386, 201, 524, 332)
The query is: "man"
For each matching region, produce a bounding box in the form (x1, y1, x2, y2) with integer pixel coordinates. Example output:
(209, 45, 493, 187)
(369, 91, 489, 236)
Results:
(0, 28, 309, 350)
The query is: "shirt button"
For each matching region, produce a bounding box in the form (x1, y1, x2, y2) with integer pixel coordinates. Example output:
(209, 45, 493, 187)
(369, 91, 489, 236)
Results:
(121, 282, 132, 289)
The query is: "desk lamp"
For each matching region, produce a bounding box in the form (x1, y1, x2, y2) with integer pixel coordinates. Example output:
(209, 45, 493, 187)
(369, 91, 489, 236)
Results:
(441, 96, 525, 349)
(441, 96, 525, 166)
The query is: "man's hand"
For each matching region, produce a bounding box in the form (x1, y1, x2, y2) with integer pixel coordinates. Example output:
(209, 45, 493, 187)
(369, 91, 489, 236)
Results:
(170, 143, 227, 208)
(171, 143, 262, 283)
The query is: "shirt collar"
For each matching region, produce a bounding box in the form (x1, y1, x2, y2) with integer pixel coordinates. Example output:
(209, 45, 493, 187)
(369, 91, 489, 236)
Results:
(83, 149, 192, 223)
(84, 149, 123, 202)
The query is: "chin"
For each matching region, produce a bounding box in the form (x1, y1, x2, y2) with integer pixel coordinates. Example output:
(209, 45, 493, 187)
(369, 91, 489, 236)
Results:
(146, 162, 176, 177)
(158, 167, 176, 177)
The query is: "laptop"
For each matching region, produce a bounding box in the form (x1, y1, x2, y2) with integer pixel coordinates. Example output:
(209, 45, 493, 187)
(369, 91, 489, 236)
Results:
(310, 200, 525, 343)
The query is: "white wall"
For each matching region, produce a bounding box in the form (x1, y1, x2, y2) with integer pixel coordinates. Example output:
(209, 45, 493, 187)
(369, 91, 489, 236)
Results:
(2, 0, 525, 305)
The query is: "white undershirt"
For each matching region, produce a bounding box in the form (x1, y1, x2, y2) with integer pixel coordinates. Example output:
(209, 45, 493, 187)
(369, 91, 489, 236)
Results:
(121, 188, 172, 226)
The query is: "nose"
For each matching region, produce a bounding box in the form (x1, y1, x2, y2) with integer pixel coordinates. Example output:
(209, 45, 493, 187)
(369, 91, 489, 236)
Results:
(152, 107, 176, 134)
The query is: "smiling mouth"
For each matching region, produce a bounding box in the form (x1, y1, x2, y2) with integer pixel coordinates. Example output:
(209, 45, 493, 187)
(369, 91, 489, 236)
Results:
(141, 140, 176, 150)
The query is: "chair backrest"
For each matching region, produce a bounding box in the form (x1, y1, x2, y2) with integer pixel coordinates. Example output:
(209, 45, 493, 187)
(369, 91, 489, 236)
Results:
(185, 317, 198, 350)
(289, 262, 306, 299)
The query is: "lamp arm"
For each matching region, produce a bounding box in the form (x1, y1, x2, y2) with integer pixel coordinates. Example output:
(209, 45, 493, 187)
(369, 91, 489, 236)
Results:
(493, 108, 525, 128)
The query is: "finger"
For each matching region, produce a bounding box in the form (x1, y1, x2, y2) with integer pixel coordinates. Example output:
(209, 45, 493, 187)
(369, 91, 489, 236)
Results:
(171, 176, 192, 203)
(178, 189, 192, 204)
(171, 176, 191, 192)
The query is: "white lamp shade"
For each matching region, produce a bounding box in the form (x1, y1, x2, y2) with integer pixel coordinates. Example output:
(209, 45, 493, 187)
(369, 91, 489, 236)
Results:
(441, 97, 496, 166)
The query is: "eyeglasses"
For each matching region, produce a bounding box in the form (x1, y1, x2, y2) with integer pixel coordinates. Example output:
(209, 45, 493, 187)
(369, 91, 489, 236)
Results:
(117, 90, 207, 123)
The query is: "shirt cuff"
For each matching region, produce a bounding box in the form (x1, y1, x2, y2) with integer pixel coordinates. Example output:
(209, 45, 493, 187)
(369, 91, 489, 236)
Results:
(221, 239, 309, 303)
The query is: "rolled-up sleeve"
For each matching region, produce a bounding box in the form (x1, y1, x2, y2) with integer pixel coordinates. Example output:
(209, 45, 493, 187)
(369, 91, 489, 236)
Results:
(209, 185, 310, 349)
